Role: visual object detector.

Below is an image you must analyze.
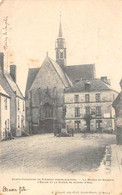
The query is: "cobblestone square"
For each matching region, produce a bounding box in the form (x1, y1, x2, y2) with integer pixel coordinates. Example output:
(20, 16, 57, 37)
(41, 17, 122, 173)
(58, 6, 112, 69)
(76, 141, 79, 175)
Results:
(0, 133, 116, 175)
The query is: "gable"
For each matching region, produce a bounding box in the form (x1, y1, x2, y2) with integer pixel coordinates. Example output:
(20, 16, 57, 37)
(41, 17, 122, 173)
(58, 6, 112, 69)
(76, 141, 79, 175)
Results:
(30, 57, 70, 91)
(4, 72, 24, 99)
(25, 68, 39, 96)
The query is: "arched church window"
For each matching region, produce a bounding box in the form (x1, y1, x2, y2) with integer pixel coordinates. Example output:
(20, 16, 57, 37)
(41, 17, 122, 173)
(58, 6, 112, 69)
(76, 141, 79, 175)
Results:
(45, 104, 53, 118)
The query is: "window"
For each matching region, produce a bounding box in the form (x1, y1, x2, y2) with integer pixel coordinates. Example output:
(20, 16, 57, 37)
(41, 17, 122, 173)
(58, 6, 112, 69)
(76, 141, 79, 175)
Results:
(85, 82, 91, 91)
(85, 94, 90, 102)
(4, 97, 7, 110)
(85, 106, 90, 115)
(96, 106, 101, 116)
(96, 94, 100, 102)
(7, 119, 9, 130)
(23, 101, 25, 111)
(75, 121, 81, 131)
(74, 95, 79, 103)
(18, 115, 20, 128)
(75, 107, 80, 117)
(60, 50, 63, 58)
(5, 120, 7, 129)
(45, 104, 53, 118)
(18, 99, 20, 110)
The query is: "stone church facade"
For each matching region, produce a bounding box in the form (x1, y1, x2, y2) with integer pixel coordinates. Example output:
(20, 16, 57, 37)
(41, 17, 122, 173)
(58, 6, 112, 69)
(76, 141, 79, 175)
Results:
(25, 19, 95, 134)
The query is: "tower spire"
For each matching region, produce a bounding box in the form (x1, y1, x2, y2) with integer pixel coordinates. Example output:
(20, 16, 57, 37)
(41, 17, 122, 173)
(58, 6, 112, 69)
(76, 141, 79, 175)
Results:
(55, 13, 67, 69)
(58, 12, 62, 37)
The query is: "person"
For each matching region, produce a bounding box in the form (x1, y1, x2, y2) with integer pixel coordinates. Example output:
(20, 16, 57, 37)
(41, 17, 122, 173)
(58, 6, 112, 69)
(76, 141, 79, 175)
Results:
(71, 128, 74, 137)
(54, 128, 57, 137)
(8, 132, 12, 140)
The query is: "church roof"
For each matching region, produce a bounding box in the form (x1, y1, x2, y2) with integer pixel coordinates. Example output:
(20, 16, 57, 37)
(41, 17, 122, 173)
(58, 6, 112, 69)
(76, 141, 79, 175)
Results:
(64, 78, 117, 93)
(49, 57, 71, 87)
(25, 68, 39, 96)
(65, 64, 95, 84)
(28, 56, 71, 92)
(4, 71, 24, 99)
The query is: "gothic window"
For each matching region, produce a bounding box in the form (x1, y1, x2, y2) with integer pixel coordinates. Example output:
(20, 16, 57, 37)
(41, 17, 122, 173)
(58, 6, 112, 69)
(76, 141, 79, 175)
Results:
(45, 104, 53, 118)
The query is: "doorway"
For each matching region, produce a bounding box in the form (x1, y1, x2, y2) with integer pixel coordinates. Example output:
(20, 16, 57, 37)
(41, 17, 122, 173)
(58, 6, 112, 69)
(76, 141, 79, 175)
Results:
(96, 120, 102, 132)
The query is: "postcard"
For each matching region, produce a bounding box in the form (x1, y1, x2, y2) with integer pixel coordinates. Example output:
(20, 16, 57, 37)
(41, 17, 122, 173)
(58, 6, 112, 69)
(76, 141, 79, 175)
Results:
(0, 0, 122, 195)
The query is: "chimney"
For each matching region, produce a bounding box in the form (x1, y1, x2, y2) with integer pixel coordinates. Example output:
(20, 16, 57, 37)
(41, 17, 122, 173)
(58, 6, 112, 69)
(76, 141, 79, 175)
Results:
(0, 52, 4, 73)
(101, 76, 111, 86)
(10, 65, 16, 83)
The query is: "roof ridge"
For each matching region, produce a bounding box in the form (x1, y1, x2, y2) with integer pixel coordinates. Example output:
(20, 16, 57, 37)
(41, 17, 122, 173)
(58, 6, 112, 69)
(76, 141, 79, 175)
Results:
(48, 57, 69, 87)
(4, 71, 24, 99)
(66, 64, 95, 67)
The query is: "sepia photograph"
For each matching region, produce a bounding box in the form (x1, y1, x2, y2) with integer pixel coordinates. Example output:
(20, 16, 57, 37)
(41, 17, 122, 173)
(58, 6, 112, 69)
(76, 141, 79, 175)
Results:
(0, 0, 122, 195)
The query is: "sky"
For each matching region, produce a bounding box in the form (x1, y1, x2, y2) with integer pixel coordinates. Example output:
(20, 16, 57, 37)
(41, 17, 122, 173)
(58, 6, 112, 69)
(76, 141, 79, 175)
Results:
(0, 0, 122, 94)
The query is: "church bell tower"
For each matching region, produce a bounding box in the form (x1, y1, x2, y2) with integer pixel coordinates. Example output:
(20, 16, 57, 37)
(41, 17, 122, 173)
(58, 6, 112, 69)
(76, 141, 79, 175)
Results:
(55, 14, 66, 69)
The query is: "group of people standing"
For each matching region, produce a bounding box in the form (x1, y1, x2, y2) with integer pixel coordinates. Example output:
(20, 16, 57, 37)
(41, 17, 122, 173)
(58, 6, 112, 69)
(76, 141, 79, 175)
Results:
(54, 127, 74, 137)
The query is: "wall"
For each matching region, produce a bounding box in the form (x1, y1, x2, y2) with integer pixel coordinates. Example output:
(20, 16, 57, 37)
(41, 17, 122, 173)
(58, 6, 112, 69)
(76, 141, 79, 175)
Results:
(65, 90, 118, 132)
(16, 97, 25, 136)
(0, 95, 10, 140)
(26, 58, 67, 133)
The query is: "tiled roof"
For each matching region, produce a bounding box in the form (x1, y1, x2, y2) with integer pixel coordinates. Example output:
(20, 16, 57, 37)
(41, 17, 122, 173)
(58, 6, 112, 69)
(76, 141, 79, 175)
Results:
(64, 78, 116, 93)
(27, 56, 72, 93)
(49, 58, 71, 87)
(65, 64, 95, 83)
(0, 85, 10, 97)
(25, 68, 39, 95)
(4, 71, 24, 99)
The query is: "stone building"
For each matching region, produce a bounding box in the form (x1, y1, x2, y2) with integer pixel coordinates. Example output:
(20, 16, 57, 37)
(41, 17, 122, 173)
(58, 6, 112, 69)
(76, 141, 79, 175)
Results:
(25, 19, 95, 134)
(112, 79, 122, 144)
(0, 85, 10, 140)
(0, 52, 25, 137)
(64, 77, 118, 133)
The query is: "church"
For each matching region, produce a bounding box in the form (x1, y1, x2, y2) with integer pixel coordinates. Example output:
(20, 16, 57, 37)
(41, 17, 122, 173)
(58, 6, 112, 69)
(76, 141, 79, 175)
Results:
(25, 18, 95, 134)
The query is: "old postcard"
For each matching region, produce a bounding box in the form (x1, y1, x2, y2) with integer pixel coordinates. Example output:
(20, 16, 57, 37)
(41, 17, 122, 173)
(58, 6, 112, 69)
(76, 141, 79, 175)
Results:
(0, 0, 122, 195)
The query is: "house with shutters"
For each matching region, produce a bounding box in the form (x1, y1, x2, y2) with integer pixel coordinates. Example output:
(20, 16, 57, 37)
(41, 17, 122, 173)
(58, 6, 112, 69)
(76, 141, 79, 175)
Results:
(64, 77, 118, 133)
(0, 52, 25, 137)
(25, 18, 95, 134)
(0, 84, 10, 140)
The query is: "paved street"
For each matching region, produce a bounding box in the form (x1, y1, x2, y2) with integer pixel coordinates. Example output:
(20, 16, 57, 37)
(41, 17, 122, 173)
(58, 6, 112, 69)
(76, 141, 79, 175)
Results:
(0, 133, 116, 175)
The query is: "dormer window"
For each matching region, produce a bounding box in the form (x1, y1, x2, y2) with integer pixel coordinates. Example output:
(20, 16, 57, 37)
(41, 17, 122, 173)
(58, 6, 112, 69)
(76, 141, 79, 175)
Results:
(85, 81, 91, 91)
